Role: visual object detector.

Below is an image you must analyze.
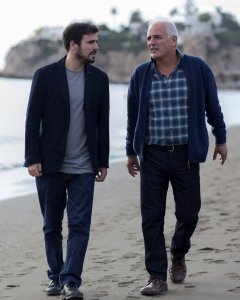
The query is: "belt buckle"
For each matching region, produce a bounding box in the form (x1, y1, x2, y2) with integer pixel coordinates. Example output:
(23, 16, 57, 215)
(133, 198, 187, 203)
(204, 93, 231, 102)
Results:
(168, 145, 174, 152)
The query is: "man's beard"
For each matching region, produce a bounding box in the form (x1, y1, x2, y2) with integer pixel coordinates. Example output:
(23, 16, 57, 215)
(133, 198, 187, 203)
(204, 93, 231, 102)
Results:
(76, 52, 96, 64)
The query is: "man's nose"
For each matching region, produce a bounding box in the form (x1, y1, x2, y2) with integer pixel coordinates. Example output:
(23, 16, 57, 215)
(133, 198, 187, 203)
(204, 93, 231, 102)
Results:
(148, 38, 155, 45)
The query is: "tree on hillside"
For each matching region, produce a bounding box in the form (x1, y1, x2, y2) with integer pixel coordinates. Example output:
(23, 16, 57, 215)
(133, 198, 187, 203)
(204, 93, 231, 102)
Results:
(217, 8, 240, 30)
(198, 12, 211, 23)
(184, 0, 198, 16)
(214, 7, 240, 48)
(129, 10, 143, 23)
(111, 7, 118, 30)
(170, 8, 179, 17)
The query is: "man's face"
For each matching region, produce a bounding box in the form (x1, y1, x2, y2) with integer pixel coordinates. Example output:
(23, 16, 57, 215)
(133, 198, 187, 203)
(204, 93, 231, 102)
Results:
(76, 33, 99, 64)
(147, 22, 176, 60)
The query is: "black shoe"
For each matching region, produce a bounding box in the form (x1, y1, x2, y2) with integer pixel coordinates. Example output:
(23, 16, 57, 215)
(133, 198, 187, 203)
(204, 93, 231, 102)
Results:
(140, 279, 168, 295)
(60, 282, 83, 300)
(45, 280, 61, 295)
(169, 256, 187, 283)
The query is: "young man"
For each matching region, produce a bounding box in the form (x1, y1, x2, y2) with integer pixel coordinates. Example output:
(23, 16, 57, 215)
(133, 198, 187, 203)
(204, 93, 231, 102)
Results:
(126, 19, 228, 295)
(25, 22, 109, 300)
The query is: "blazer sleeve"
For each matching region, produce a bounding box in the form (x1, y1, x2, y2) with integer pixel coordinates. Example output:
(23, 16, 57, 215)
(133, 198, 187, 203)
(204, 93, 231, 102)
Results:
(24, 69, 46, 167)
(97, 72, 110, 168)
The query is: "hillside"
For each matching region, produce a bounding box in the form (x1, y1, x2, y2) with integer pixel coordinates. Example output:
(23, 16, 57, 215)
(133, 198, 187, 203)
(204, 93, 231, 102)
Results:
(1, 8, 240, 88)
(0, 38, 149, 84)
(1, 36, 240, 89)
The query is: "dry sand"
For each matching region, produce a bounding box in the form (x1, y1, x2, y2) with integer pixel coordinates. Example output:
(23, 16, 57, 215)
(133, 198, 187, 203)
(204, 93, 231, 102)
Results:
(0, 125, 240, 300)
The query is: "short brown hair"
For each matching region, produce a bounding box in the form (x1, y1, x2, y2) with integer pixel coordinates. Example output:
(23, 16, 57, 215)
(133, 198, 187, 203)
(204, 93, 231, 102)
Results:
(62, 22, 99, 51)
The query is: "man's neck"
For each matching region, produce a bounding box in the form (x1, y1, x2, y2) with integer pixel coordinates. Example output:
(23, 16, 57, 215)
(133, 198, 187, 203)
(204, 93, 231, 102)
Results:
(65, 55, 84, 72)
(155, 53, 179, 77)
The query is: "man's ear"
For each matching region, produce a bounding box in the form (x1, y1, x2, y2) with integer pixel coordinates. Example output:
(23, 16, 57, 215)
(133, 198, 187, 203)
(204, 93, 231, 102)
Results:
(171, 36, 177, 47)
(69, 40, 78, 51)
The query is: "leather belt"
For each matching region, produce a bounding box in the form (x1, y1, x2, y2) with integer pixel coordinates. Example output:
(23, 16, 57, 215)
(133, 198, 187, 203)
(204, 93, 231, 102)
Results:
(145, 144, 188, 152)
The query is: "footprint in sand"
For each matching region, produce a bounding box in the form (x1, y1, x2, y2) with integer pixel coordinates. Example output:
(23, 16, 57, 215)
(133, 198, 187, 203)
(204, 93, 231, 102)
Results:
(92, 257, 117, 264)
(215, 248, 230, 253)
(203, 258, 213, 261)
(209, 259, 227, 264)
(126, 295, 141, 299)
(131, 239, 144, 247)
(102, 274, 119, 282)
(220, 212, 229, 216)
(189, 271, 208, 277)
(118, 281, 133, 287)
(231, 237, 240, 241)
(228, 286, 240, 293)
(5, 284, 20, 289)
(225, 273, 240, 279)
(91, 289, 109, 298)
(202, 258, 227, 264)
(226, 242, 240, 248)
(117, 277, 139, 288)
(130, 265, 140, 272)
(121, 253, 138, 259)
(198, 226, 214, 231)
(198, 247, 218, 251)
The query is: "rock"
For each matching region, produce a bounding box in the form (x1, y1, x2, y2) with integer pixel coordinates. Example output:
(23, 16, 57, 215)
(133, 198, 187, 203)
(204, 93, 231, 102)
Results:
(1, 37, 240, 89)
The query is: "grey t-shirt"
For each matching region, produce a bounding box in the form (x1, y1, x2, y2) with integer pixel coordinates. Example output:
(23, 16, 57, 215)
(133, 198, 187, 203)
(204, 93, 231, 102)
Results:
(60, 68, 93, 174)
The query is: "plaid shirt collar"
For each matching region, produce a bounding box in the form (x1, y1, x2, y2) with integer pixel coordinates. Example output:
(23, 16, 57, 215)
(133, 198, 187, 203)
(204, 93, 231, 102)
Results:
(151, 49, 184, 73)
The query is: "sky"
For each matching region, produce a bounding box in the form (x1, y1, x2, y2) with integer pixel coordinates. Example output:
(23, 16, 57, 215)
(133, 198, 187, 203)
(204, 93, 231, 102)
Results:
(0, 0, 239, 69)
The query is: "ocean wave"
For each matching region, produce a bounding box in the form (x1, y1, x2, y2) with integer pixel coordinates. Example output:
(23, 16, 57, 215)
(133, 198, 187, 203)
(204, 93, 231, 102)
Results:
(0, 135, 23, 144)
(0, 163, 23, 172)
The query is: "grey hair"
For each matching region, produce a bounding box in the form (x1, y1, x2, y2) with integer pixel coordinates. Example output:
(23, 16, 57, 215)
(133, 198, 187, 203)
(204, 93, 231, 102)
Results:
(166, 22, 178, 38)
(148, 19, 178, 38)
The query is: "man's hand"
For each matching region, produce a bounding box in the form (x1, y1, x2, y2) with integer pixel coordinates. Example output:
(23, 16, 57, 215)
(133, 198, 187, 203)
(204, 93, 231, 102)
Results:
(95, 168, 107, 182)
(126, 156, 140, 177)
(27, 163, 42, 177)
(213, 144, 228, 165)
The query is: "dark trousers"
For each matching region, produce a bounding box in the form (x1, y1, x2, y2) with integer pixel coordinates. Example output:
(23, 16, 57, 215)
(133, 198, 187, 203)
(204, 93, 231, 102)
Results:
(140, 145, 201, 281)
(36, 172, 95, 288)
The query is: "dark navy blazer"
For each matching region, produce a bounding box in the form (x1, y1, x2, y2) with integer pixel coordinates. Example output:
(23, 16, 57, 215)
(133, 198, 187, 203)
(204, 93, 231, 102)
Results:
(24, 56, 109, 174)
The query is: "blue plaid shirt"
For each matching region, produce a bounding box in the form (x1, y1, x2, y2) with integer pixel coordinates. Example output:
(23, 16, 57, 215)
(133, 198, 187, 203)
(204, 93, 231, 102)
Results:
(145, 58, 188, 146)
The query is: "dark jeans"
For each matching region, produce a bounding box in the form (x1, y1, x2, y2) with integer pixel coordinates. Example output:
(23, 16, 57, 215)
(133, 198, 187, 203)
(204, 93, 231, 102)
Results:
(140, 145, 201, 281)
(36, 172, 95, 288)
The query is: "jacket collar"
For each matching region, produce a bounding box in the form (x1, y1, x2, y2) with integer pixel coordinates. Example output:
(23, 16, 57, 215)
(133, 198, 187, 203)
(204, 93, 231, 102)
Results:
(151, 48, 184, 68)
(55, 56, 94, 114)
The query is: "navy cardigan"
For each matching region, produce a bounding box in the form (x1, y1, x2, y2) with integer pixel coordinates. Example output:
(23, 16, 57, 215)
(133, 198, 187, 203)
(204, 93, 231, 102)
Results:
(126, 54, 226, 163)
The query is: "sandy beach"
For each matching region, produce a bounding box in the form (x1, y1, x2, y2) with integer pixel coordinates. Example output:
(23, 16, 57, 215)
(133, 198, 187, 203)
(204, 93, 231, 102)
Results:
(0, 125, 240, 300)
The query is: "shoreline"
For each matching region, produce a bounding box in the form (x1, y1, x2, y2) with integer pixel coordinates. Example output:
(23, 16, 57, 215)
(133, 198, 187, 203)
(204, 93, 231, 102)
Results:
(0, 126, 240, 299)
(1, 124, 239, 203)
(0, 157, 126, 203)
(0, 74, 240, 90)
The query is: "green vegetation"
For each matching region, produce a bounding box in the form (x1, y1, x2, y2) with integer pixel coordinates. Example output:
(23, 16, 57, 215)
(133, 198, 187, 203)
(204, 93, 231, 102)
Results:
(213, 9, 240, 48)
(97, 6, 240, 53)
(15, 3, 240, 66)
(98, 29, 146, 53)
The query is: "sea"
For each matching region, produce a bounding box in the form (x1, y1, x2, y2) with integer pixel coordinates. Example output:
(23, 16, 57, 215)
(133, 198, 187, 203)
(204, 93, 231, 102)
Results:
(0, 77, 239, 201)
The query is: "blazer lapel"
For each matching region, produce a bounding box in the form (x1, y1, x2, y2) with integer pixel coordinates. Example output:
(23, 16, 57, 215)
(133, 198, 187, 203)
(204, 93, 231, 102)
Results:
(55, 57, 70, 113)
(83, 65, 94, 115)
(55, 60, 94, 116)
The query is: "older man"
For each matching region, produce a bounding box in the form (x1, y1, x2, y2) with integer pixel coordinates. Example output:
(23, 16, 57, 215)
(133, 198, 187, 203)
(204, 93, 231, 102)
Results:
(126, 19, 227, 295)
